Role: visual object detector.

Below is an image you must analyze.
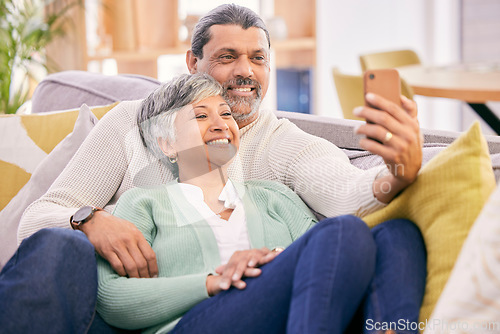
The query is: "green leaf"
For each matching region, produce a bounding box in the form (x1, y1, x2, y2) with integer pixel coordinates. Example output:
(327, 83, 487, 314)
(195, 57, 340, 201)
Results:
(0, 0, 82, 114)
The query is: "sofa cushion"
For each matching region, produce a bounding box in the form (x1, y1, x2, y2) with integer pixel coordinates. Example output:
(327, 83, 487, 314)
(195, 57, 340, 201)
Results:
(362, 122, 496, 323)
(0, 102, 118, 211)
(31, 70, 160, 113)
(0, 104, 107, 269)
(426, 183, 500, 330)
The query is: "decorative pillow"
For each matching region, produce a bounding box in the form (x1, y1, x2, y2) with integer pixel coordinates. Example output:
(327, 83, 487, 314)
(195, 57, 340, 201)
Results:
(0, 102, 118, 270)
(363, 122, 496, 324)
(0, 102, 118, 211)
(0, 105, 97, 269)
(424, 183, 500, 333)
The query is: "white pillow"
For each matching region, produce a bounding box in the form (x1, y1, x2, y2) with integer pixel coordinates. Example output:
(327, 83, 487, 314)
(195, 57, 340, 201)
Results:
(425, 182, 500, 333)
(0, 105, 97, 270)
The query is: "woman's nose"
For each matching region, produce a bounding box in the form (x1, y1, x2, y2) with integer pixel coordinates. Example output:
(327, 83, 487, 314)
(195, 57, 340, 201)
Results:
(210, 115, 229, 131)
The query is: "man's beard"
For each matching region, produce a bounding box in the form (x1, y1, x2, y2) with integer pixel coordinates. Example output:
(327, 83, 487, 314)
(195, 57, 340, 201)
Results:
(222, 78, 262, 124)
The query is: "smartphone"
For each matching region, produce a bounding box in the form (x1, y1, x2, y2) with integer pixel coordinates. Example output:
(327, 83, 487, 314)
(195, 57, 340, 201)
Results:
(363, 69, 402, 109)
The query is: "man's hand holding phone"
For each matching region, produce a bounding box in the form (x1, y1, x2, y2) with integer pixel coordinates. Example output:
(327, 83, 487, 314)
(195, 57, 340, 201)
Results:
(353, 69, 423, 203)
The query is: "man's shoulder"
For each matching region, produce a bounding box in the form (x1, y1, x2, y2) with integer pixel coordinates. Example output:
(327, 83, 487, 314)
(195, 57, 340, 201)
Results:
(255, 109, 295, 129)
(250, 110, 341, 154)
(101, 100, 142, 120)
(254, 110, 323, 140)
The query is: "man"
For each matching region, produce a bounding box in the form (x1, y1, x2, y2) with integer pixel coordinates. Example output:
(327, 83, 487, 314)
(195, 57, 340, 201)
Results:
(3, 4, 424, 333)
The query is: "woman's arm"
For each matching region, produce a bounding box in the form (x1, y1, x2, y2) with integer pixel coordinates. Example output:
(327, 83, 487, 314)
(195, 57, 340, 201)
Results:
(96, 188, 210, 330)
(97, 259, 209, 329)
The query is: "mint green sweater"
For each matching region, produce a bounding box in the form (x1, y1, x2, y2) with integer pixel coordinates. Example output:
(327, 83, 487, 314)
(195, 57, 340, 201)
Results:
(96, 180, 317, 333)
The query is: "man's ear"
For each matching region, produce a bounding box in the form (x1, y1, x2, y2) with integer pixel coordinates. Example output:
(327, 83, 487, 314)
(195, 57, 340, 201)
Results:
(186, 50, 198, 74)
(158, 137, 176, 157)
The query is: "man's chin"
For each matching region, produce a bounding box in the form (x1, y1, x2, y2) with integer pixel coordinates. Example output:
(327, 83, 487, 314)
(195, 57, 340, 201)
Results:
(225, 97, 261, 123)
(231, 109, 258, 124)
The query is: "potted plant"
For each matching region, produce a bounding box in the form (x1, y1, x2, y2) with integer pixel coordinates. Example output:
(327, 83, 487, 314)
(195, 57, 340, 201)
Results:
(0, 0, 80, 114)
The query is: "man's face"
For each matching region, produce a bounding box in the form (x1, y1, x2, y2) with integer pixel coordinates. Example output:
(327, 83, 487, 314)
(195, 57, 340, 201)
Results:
(187, 24, 271, 128)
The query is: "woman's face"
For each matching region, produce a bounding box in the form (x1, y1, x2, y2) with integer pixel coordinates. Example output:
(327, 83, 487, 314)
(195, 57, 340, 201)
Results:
(166, 95, 239, 174)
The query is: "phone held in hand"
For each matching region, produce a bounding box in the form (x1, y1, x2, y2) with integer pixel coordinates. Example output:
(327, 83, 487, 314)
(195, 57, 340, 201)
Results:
(362, 69, 401, 143)
(363, 68, 402, 109)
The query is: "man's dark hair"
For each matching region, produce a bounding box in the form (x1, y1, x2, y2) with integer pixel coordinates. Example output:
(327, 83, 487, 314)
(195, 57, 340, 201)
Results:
(191, 4, 271, 59)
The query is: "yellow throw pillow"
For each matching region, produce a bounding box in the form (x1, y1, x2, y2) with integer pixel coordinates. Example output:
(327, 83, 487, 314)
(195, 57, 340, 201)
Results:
(363, 121, 496, 325)
(0, 102, 119, 211)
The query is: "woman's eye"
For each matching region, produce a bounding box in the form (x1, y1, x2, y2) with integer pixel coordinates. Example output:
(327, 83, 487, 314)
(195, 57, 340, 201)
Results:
(195, 114, 207, 119)
(222, 111, 232, 117)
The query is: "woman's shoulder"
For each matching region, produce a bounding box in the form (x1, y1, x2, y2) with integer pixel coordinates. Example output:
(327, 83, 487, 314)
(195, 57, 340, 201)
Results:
(244, 179, 290, 192)
(243, 180, 302, 204)
(242, 180, 317, 222)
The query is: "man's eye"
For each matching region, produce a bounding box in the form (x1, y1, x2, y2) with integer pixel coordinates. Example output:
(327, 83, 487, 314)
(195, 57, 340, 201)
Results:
(253, 56, 266, 62)
(220, 55, 235, 60)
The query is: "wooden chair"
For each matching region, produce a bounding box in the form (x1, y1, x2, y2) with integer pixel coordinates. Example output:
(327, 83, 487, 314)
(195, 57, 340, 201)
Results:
(359, 49, 421, 71)
(359, 49, 420, 99)
(332, 68, 364, 120)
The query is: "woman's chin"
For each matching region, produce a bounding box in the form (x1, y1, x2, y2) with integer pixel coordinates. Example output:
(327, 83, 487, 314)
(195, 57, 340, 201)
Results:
(205, 143, 237, 166)
(176, 144, 237, 178)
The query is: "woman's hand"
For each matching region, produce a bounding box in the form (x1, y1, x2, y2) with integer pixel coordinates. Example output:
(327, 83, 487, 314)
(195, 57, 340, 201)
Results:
(206, 247, 283, 296)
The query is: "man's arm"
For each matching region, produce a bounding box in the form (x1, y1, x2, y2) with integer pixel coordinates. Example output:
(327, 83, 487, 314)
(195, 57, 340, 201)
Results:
(266, 125, 387, 218)
(19, 100, 158, 278)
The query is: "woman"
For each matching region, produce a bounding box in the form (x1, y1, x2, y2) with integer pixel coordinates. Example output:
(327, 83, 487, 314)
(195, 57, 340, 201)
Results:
(96, 74, 426, 334)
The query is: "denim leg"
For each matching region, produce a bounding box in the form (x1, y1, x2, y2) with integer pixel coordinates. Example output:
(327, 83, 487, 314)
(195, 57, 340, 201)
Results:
(363, 219, 427, 334)
(172, 215, 376, 334)
(0, 228, 98, 334)
(287, 215, 377, 334)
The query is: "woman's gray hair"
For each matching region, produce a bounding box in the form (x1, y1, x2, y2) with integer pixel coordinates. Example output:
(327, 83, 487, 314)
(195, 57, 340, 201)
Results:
(137, 73, 224, 170)
(191, 4, 270, 59)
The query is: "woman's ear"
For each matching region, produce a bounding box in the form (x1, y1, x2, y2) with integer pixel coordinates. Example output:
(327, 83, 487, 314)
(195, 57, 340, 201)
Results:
(158, 137, 176, 157)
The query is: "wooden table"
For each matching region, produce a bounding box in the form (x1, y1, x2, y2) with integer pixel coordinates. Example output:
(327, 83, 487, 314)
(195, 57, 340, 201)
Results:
(398, 63, 500, 134)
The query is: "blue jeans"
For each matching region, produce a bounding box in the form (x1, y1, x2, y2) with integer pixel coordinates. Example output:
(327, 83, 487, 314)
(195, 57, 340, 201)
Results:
(172, 216, 426, 334)
(0, 228, 133, 334)
(0, 216, 425, 334)
(349, 219, 427, 334)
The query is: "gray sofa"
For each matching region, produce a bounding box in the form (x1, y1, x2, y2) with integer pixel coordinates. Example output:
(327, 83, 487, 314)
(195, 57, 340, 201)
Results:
(1, 70, 499, 270)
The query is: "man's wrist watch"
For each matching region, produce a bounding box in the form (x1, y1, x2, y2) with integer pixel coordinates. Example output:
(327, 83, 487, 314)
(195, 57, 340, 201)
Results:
(70, 206, 102, 230)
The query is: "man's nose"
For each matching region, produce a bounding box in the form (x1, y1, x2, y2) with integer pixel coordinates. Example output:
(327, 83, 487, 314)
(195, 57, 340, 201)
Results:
(233, 57, 254, 78)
